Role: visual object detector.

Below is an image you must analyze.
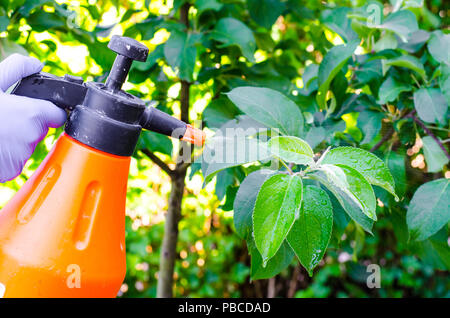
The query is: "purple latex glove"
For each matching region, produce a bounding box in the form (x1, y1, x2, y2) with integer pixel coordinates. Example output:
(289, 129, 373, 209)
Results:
(0, 54, 67, 183)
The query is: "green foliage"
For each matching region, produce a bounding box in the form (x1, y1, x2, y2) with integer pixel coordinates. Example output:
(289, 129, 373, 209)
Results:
(198, 0, 449, 282)
(164, 30, 199, 82)
(268, 136, 314, 165)
(287, 185, 333, 276)
(226, 86, 304, 136)
(414, 88, 447, 125)
(253, 173, 303, 265)
(210, 18, 256, 62)
(316, 41, 359, 109)
(407, 179, 450, 241)
(322, 147, 397, 200)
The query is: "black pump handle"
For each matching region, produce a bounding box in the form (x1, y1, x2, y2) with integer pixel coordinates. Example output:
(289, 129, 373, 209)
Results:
(11, 72, 87, 111)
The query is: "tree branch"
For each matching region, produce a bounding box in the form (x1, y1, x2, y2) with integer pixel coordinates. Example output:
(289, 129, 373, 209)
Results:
(287, 265, 301, 298)
(412, 116, 450, 161)
(370, 126, 395, 152)
(370, 109, 415, 152)
(141, 149, 175, 178)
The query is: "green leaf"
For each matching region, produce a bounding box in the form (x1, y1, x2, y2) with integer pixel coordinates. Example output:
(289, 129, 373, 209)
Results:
(203, 96, 240, 129)
(329, 191, 350, 237)
(422, 136, 449, 173)
(357, 111, 383, 145)
(196, 0, 223, 14)
(27, 11, 66, 32)
(164, 30, 199, 82)
(378, 76, 412, 104)
(355, 59, 383, 85)
(373, 31, 398, 52)
(316, 41, 358, 109)
(268, 136, 314, 165)
(398, 30, 429, 53)
(407, 178, 450, 241)
(440, 63, 450, 105)
(427, 30, 450, 64)
(120, 9, 139, 23)
(18, 0, 52, 17)
(247, 0, 286, 29)
(320, 164, 377, 220)
(386, 151, 406, 197)
(287, 185, 333, 276)
(310, 165, 375, 232)
(321, 7, 358, 43)
(210, 17, 256, 62)
(385, 55, 426, 80)
(215, 169, 235, 200)
(413, 237, 450, 271)
(233, 169, 275, 240)
(0, 14, 8, 31)
(305, 126, 326, 149)
(226, 87, 304, 137)
(413, 88, 447, 125)
(253, 174, 303, 265)
(248, 238, 294, 280)
(254, 32, 276, 52)
(200, 116, 271, 183)
(137, 131, 173, 156)
(0, 38, 28, 60)
(86, 39, 116, 70)
(322, 147, 397, 200)
(302, 63, 319, 92)
(375, 10, 418, 42)
(135, 15, 164, 40)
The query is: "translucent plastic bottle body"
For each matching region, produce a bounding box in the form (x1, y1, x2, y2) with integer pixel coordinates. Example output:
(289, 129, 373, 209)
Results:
(0, 133, 130, 297)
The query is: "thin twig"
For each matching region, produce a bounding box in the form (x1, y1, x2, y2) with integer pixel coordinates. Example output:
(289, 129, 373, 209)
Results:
(370, 110, 416, 152)
(287, 265, 301, 298)
(279, 159, 293, 174)
(370, 126, 395, 152)
(267, 277, 276, 298)
(141, 149, 175, 178)
(412, 116, 450, 161)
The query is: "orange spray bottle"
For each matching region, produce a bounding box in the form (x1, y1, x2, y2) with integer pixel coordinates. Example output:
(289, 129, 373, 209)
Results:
(0, 36, 205, 298)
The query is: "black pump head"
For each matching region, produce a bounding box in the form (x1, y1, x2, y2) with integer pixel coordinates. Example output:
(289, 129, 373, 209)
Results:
(105, 35, 149, 92)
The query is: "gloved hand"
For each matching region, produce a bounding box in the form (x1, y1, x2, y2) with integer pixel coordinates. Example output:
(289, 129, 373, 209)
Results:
(0, 54, 67, 183)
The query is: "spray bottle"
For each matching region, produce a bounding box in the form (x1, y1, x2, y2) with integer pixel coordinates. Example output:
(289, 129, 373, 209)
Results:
(0, 36, 205, 297)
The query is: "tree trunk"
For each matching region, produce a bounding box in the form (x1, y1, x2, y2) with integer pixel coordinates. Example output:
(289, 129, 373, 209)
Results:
(156, 171, 186, 297)
(156, 2, 191, 295)
(156, 80, 190, 297)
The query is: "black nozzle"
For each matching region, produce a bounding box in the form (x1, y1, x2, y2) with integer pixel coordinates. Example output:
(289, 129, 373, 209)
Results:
(105, 35, 149, 92)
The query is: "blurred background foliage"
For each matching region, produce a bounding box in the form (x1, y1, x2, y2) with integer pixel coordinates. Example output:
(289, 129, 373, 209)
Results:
(0, 0, 449, 297)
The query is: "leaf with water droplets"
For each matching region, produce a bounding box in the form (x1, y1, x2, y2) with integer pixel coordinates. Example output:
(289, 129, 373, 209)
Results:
(268, 136, 314, 165)
(253, 174, 303, 266)
(233, 169, 275, 240)
(287, 185, 333, 276)
(248, 238, 295, 280)
(310, 164, 376, 231)
(226, 86, 305, 136)
(322, 147, 398, 201)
